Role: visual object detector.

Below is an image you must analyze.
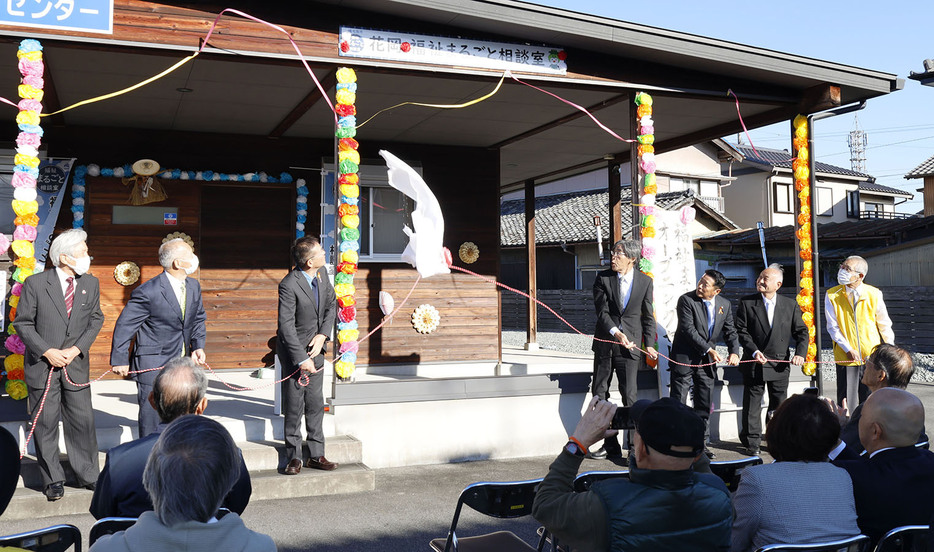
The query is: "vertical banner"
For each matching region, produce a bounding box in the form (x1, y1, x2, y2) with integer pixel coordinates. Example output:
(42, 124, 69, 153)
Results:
(33, 157, 75, 266)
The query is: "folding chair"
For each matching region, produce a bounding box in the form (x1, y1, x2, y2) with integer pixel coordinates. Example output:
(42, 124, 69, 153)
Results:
(572, 470, 629, 493)
(88, 518, 137, 546)
(755, 534, 872, 552)
(874, 525, 929, 552)
(430, 478, 544, 552)
(0, 524, 82, 552)
(710, 456, 763, 492)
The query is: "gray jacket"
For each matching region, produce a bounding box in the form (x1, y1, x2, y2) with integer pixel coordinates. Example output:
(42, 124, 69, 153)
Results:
(89, 511, 275, 552)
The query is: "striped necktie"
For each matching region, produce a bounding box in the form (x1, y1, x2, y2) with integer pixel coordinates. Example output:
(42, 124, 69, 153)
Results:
(64, 277, 74, 317)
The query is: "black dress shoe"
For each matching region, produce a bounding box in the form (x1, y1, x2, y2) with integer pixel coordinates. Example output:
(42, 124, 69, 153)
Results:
(284, 458, 302, 475)
(45, 482, 64, 501)
(606, 450, 624, 460)
(746, 446, 761, 456)
(305, 456, 338, 471)
(587, 446, 607, 459)
(704, 448, 717, 459)
(83, 482, 97, 491)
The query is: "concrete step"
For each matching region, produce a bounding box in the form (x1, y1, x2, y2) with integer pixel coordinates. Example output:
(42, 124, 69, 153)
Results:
(3, 462, 375, 521)
(17, 435, 364, 489)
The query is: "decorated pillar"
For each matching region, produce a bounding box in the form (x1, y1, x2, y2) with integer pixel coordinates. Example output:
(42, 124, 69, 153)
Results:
(792, 114, 818, 377)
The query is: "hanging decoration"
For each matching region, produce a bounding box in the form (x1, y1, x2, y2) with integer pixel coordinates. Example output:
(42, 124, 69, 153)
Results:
(458, 241, 480, 264)
(411, 304, 441, 334)
(123, 159, 168, 205)
(792, 114, 817, 376)
(334, 67, 360, 381)
(114, 261, 141, 287)
(3, 39, 45, 400)
(163, 231, 195, 249)
(634, 91, 661, 368)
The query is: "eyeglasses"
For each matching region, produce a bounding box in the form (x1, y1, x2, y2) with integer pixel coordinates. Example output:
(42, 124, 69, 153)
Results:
(611, 251, 626, 258)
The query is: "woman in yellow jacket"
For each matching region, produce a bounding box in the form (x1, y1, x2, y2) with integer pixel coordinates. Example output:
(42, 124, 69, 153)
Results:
(824, 256, 894, 412)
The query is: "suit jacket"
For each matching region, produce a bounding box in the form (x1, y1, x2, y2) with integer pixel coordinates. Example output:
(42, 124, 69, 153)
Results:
(14, 268, 105, 390)
(89, 424, 251, 519)
(591, 269, 655, 358)
(670, 292, 740, 374)
(276, 267, 336, 373)
(735, 293, 809, 382)
(731, 462, 859, 552)
(833, 447, 934, 544)
(110, 272, 207, 386)
(89, 510, 275, 552)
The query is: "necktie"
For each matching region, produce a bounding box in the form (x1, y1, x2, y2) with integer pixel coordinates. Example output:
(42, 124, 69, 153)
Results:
(619, 275, 629, 309)
(705, 300, 715, 337)
(765, 299, 774, 327)
(311, 276, 319, 306)
(179, 281, 186, 320)
(64, 277, 74, 317)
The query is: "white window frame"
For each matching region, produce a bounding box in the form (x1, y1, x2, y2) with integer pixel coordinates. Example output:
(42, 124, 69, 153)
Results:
(773, 181, 793, 214)
(816, 186, 834, 216)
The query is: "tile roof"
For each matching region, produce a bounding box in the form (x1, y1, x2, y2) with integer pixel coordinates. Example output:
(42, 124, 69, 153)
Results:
(906, 154, 934, 179)
(858, 181, 913, 198)
(695, 216, 934, 246)
(501, 189, 700, 247)
(729, 143, 872, 179)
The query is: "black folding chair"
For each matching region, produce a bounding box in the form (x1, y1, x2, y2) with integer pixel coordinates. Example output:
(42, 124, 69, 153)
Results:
(710, 456, 763, 492)
(0, 524, 81, 552)
(572, 470, 629, 492)
(874, 525, 929, 552)
(755, 534, 872, 552)
(430, 479, 545, 552)
(88, 517, 137, 546)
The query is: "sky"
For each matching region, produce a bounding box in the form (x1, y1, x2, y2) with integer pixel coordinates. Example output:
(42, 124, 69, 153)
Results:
(533, 0, 934, 213)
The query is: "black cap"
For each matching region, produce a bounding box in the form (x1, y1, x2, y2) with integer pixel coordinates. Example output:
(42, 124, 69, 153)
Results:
(630, 397, 704, 458)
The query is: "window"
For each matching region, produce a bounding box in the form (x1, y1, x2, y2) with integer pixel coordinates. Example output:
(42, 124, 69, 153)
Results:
(846, 190, 860, 218)
(774, 182, 793, 214)
(816, 187, 834, 216)
(670, 178, 719, 198)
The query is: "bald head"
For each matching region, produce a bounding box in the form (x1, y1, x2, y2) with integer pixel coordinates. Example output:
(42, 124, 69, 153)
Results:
(150, 358, 208, 424)
(859, 387, 925, 452)
(756, 265, 784, 297)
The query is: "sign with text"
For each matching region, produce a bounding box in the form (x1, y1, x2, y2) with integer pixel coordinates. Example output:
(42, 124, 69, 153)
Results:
(339, 26, 567, 75)
(2, 0, 113, 34)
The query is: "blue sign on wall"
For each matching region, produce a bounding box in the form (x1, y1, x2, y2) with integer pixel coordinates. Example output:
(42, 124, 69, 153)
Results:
(2, 0, 113, 34)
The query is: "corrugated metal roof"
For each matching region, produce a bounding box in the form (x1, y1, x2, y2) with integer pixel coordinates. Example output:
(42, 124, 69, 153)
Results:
(906, 154, 934, 179)
(730, 143, 872, 179)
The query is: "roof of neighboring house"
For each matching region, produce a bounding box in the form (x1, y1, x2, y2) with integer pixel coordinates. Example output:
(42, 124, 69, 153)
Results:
(906, 154, 934, 179)
(696, 215, 934, 247)
(501, 188, 737, 247)
(728, 142, 872, 179)
(858, 180, 914, 198)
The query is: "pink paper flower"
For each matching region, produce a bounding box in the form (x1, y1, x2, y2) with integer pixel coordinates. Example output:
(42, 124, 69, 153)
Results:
(639, 205, 656, 215)
(640, 160, 657, 173)
(16, 132, 41, 148)
(17, 99, 42, 112)
(340, 341, 359, 353)
(641, 246, 656, 259)
(11, 283, 23, 297)
(17, 59, 43, 77)
(11, 172, 37, 188)
(4, 335, 26, 355)
(0, 234, 9, 257)
(22, 75, 44, 89)
(680, 206, 696, 225)
(640, 125, 654, 135)
(13, 225, 37, 241)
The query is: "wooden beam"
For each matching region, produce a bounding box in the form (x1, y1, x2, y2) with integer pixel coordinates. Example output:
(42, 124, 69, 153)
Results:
(491, 93, 630, 149)
(653, 105, 799, 155)
(609, 159, 623, 247)
(40, 54, 64, 127)
(269, 69, 337, 138)
(525, 179, 538, 346)
(797, 84, 841, 113)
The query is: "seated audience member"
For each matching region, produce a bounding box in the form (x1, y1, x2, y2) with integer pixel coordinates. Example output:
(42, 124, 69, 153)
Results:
(90, 358, 251, 519)
(533, 397, 732, 552)
(839, 344, 925, 454)
(731, 394, 859, 552)
(90, 415, 275, 552)
(832, 388, 934, 545)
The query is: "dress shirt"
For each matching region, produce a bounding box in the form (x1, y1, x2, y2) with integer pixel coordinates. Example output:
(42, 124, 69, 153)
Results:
(609, 269, 634, 337)
(54, 266, 74, 296)
(868, 446, 896, 459)
(824, 285, 895, 354)
(301, 270, 319, 304)
(762, 294, 775, 327)
(165, 272, 186, 312)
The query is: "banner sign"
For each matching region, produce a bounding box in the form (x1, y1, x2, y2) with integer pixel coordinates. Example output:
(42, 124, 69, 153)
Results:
(33, 157, 75, 266)
(339, 26, 568, 75)
(1, 0, 113, 34)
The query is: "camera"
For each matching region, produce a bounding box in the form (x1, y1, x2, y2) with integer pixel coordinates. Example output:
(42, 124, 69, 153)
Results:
(803, 387, 820, 396)
(610, 406, 635, 430)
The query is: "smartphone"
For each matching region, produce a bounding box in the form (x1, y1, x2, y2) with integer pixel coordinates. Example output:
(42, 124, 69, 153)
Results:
(610, 407, 635, 430)
(803, 387, 820, 396)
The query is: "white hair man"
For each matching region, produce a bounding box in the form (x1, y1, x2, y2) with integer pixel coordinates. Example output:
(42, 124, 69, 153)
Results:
(14, 229, 105, 500)
(89, 415, 275, 552)
(825, 255, 894, 412)
(110, 238, 207, 437)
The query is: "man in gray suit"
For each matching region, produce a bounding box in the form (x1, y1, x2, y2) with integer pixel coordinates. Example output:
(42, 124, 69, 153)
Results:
(278, 237, 337, 475)
(110, 238, 207, 438)
(15, 229, 105, 501)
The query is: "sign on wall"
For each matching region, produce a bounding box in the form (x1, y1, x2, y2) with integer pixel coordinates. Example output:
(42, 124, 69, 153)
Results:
(2, 0, 113, 34)
(339, 26, 567, 75)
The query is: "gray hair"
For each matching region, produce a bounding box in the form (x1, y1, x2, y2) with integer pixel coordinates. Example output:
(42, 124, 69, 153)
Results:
(143, 415, 240, 526)
(845, 255, 869, 277)
(767, 263, 784, 283)
(612, 239, 641, 261)
(152, 358, 208, 424)
(158, 238, 192, 270)
(48, 229, 87, 267)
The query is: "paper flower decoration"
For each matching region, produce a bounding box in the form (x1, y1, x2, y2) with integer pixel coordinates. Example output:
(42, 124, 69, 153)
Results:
(792, 112, 816, 376)
(5, 379, 27, 400)
(4, 335, 26, 355)
(412, 304, 441, 334)
(458, 242, 480, 264)
(163, 231, 195, 250)
(114, 261, 141, 286)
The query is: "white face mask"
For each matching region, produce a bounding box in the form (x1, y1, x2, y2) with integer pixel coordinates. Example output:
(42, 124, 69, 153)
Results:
(837, 268, 855, 286)
(68, 255, 91, 276)
(181, 255, 199, 275)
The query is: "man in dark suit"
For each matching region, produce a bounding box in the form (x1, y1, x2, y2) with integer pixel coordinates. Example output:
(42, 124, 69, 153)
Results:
(90, 357, 251, 519)
(670, 269, 740, 458)
(832, 388, 934, 545)
(111, 238, 207, 438)
(735, 265, 808, 455)
(15, 229, 105, 501)
(590, 239, 657, 459)
(278, 237, 338, 474)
